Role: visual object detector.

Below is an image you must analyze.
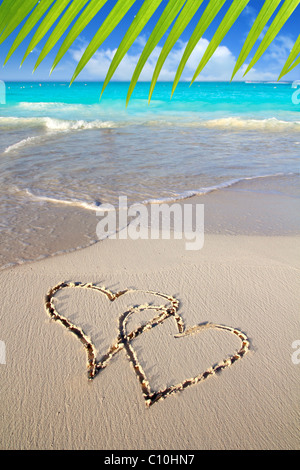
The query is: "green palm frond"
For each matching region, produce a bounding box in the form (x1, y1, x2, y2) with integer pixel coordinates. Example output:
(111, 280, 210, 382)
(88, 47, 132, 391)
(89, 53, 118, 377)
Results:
(278, 33, 300, 78)
(286, 54, 300, 74)
(231, 0, 281, 80)
(33, 0, 90, 71)
(51, 0, 109, 74)
(4, 0, 55, 65)
(100, 0, 164, 99)
(0, 0, 38, 44)
(243, 0, 299, 76)
(21, 0, 71, 66)
(126, 0, 186, 105)
(0, 0, 299, 103)
(171, 0, 226, 97)
(148, 0, 206, 103)
(190, 0, 251, 84)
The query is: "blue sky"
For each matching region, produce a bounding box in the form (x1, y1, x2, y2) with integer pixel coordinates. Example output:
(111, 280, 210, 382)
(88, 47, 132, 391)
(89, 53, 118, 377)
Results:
(0, 0, 299, 82)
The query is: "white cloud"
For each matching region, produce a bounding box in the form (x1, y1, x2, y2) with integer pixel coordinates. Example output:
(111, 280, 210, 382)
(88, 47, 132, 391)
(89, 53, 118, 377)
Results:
(68, 35, 290, 84)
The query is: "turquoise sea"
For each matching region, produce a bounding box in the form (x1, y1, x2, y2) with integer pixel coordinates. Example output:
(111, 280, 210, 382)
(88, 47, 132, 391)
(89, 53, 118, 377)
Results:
(0, 81, 299, 267)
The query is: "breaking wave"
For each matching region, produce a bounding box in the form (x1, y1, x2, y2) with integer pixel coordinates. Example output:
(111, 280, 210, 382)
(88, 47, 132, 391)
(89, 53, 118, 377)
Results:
(1, 115, 300, 133)
(0, 116, 117, 131)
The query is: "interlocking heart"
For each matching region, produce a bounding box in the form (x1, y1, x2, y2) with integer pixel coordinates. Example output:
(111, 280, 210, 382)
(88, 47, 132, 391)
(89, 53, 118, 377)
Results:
(45, 282, 250, 407)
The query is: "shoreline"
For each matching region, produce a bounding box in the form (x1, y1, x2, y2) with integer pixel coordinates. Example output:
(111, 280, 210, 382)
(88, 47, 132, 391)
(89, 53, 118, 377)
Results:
(1, 174, 299, 271)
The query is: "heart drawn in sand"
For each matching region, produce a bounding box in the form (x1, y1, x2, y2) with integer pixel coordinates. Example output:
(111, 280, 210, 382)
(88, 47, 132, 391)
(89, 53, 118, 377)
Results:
(45, 282, 250, 407)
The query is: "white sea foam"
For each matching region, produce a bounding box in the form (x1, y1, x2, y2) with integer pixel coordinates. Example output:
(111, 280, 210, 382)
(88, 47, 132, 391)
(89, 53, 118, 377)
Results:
(142, 173, 294, 205)
(0, 116, 117, 131)
(139, 117, 300, 131)
(43, 117, 116, 131)
(18, 101, 67, 109)
(199, 117, 300, 130)
(1, 117, 117, 153)
(1, 115, 299, 132)
(24, 189, 103, 211)
(4, 136, 42, 153)
(23, 173, 294, 212)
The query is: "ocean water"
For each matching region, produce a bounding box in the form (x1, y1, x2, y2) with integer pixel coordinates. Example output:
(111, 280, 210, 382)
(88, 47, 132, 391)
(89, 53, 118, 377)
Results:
(0, 81, 299, 268)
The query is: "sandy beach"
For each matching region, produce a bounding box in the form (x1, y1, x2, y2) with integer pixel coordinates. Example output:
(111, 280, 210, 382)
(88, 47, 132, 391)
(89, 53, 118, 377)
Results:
(0, 188, 299, 450)
(0, 0, 299, 452)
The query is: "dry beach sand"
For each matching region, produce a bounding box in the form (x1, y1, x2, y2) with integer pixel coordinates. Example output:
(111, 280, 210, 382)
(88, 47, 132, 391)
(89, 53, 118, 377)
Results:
(0, 189, 299, 450)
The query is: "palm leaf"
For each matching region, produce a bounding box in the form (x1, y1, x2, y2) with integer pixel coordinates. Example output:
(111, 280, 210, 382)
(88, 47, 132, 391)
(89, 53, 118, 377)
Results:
(0, 0, 10, 35)
(50, 0, 109, 74)
(191, 0, 250, 84)
(278, 33, 300, 79)
(21, 0, 71, 66)
(70, 0, 136, 85)
(231, 0, 281, 80)
(286, 54, 300, 74)
(171, 0, 226, 97)
(126, 0, 186, 105)
(4, 0, 55, 65)
(34, 0, 90, 71)
(0, 0, 298, 102)
(0, 0, 38, 44)
(100, 0, 164, 99)
(243, 0, 299, 76)
(148, 0, 205, 103)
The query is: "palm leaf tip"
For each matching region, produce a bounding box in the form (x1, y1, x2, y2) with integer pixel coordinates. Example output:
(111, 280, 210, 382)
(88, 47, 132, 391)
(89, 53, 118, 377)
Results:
(147, 0, 205, 103)
(231, 0, 281, 81)
(171, 0, 226, 98)
(100, 0, 164, 99)
(126, 0, 187, 106)
(70, 0, 137, 86)
(243, 0, 300, 77)
(33, 0, 91, 72)
(278, 33, 300, 80)
(191, 0, 251, 85)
